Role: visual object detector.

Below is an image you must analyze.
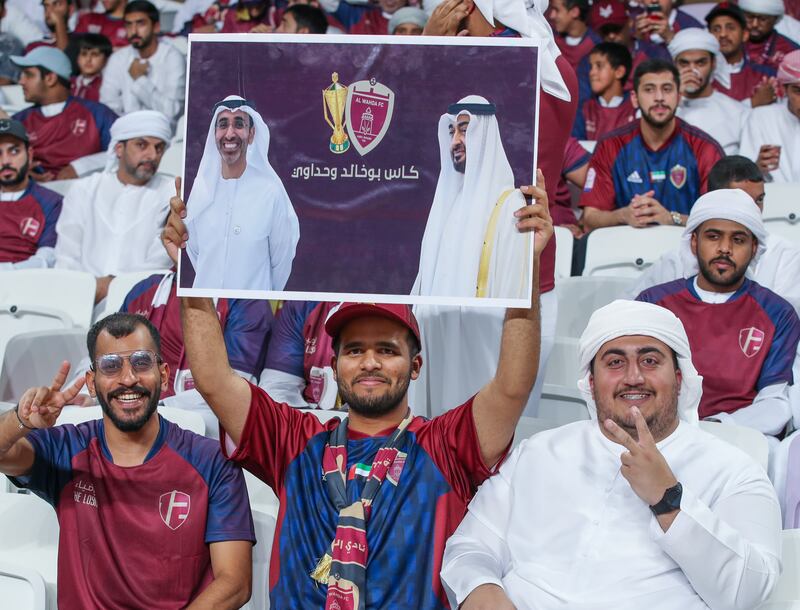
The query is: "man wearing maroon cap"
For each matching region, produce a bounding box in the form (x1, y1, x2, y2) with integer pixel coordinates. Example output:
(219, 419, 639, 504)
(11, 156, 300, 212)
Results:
(164, 175, 554, 608)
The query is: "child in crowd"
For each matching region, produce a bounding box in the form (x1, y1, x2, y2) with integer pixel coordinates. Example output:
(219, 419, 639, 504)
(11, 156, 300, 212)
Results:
(573, 41, 637, 140)
(71, 33, 111, 102)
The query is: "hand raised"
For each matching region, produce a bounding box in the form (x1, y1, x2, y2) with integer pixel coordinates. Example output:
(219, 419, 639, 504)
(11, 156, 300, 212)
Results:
(18, 362, 86, 430)
(514, 169, 552, 257)
(162, 176, 188, 264)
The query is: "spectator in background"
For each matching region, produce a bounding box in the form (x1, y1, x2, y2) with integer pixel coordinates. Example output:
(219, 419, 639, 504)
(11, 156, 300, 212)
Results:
(11, 46, 117, 180)
(740, 0, 799, 69)
(28, 0, 80, 63)
(388, 6, 427, 34)
(0, 32, 23, 87)
(740, 49, 800, 182)
(572, 42, 636, 141)
(259, 301, 339, 409)
(334, 0, 408, 35)
(75, 0, 129, 48)
(276, 3, 329, 34)
(631, 0, 702, 48)
(552, 136, 590, 237)
(580, 59, 723, 231)
(54, 110, 173, 304)
(0, 0, 45, 48)
(0, 119, 62, 270)
(630, 155, 800, 315)
(706, 2, 779, 107)
(71, 33, 110, 102)
(668, 28, 748, 155)
(548, 0, 601, 68)
(220, 0, 276, 33)
(637, 189, 800, 451)
(100, 1, 185, 133)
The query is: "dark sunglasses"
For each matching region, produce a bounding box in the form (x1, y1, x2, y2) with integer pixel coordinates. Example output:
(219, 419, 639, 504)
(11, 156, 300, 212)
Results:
(92, 350, 162, 376)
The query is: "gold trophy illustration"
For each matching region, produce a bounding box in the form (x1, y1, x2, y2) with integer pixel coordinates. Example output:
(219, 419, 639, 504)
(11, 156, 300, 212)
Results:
(323, 72, 350, 154)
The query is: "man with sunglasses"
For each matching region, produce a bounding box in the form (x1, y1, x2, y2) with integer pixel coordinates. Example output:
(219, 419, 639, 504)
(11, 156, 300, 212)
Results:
(0, 312, 255, 609)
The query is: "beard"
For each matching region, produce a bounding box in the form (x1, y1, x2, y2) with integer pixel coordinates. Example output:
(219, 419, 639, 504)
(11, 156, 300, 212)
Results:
(698, 254, 749, 288)
(640, 103, 676, 128)
(122, 158, 156, 182)
(97, 384, 160, 432)
(0, 160, 28, 187)
(338, 369, 412, 418)
(594, 383, 679, 442)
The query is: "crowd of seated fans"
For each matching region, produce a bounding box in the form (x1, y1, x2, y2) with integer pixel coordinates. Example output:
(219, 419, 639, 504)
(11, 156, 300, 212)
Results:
(0, 0, 799, 607)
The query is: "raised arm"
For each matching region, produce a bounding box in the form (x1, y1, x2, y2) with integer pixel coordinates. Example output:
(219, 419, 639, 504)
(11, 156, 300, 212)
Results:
(163, 178, 252, 444)
(471, 170, 552, 467)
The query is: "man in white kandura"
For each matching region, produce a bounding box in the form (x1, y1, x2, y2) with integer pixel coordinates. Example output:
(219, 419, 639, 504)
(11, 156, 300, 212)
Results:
(442, 299, 782, 610)
(185, 95, 299, 292)
(412, 95, 530, 300)
(54, 110, 174, 304)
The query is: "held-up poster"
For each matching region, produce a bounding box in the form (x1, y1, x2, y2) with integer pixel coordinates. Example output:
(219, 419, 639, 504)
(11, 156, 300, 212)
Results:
(177, 34, 540, 307)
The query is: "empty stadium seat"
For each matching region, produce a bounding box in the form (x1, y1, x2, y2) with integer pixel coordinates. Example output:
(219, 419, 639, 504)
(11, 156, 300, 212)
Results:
(56, 405, 206, 435)
(159, 144, 184, 177)
(554, 276, 635, 338)
(698, 420, 769, 473)
(0, 493, 59, 608)
(513, 416, 563, 447)
(0, 328, 87, 403)
(92, 270, 170, 323)
(1, 269, 96, 328)
(763, 183, 800, 244)
(243, 508, 276, 610)
(0, 306, 73, 379)
(0, 561, 48, 610)
(553, 226, 574, 280)
(758, 529, 800, 609)
(244, 470, 279, 518)
(583, 225, 684, 277)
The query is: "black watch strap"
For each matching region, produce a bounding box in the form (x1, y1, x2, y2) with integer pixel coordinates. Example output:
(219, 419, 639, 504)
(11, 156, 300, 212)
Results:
(650, 482, 682, 515)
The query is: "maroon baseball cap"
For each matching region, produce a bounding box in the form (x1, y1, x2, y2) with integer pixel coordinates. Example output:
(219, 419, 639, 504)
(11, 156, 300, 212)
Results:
(705, 2, 747, 28)
(590, 0, 628, 29)
(325, 302, 421, 345)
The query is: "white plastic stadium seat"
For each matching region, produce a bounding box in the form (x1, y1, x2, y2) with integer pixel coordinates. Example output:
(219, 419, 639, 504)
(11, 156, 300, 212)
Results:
(0, 493, 59, 609)
(173, 114, 186, 143)
(92, 270, 170, 324)
(56, 405, 206, 435)
(763, 183, 800, 244)
(757, 529, 800, 609)
(167, 35, 188, 56)
(538, 337, 591, 425)
(583, 225, 684, 277)
(0, 328, 87, 403)
(0, 269, 96, 328)
(244, 470, 279, 518)
(554, 276, 635, 338)
(0, 84, 29, 113)
(241, 508, 276, 610)
(513, 416, 563, 447)
(0, 305, 73, 379)
(0, 561, 48, 610)
(159, 143, 184, 177)
(698, 420, 769, 473)
(41, 180, 75, 197)
(553, 226, 574, 280)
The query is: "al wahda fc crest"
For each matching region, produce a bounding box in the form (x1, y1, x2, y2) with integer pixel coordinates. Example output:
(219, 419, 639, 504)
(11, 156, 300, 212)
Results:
(345, 78, 395, 156)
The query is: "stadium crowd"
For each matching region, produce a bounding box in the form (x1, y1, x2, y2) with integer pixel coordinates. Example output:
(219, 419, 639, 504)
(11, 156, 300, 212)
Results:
(0, 0, 799, 608)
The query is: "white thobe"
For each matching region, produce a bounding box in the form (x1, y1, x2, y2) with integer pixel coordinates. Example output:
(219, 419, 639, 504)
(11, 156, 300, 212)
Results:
(442, 421, 782, 610)
(740, 100, 800, 183)
(0, 5, 44, 46)
(186, 167, 298, 291)
(100, 42, 186, 132)
(776, 14, 800, 45)
(676, 91, 748, 155)
(54, 172, 173, 276)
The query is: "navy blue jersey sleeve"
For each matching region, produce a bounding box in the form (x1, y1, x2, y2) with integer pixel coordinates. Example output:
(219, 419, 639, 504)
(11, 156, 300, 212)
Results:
(263, 301, 318, 377)
(9, 423, 91, 508)
(757, 297, 800, 390)
(225, 299, 273, 377)
(332, 1, 370, 29)
(31, 185, 63, 249)
(78, 97, 118, 150)
(572, 106, 587, 140)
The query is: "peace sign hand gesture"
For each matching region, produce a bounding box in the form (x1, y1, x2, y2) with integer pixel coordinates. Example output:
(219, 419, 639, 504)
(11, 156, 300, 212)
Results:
(603, 406, 678, 507)
(17, 362, 86, 430)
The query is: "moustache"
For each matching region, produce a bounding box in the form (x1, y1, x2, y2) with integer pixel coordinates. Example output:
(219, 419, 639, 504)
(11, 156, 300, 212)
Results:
(353, 372, 390, 385)
(711, 256, 735, 267)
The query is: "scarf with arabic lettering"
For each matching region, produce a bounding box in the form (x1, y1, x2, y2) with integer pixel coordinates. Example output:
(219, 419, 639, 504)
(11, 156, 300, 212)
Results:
(311, 411, 413, 610)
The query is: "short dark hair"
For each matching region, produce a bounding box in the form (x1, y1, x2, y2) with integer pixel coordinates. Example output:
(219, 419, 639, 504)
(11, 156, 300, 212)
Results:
(331, 329, 421, 359)
(590, 42, 633, 85)
(87, 312, 162, 363)
(565, 0, 591, 22)
(78, 33, 113, 58)
(632, 58, 680, 92)
(708, 155, 764, 191)
(285, 4, 328, 34)
(37, 66, 71, 90)
(124, 0, 160, 24)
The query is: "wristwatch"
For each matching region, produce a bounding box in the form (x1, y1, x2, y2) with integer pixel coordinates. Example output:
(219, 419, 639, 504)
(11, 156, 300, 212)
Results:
(650, 482, 682, 515)
(670, 211, 683, 226)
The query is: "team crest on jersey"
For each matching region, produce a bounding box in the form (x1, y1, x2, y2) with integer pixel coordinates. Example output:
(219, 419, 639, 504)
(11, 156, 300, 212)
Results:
(599, 3, 614, 17)
(669, 164, 687, 189)
(739, 327, 765, 358)
(346, 78, 395, 156)
(19, 217, 40, 238)
(71, 119, 88, 136)
(159, 490, 191, 530)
